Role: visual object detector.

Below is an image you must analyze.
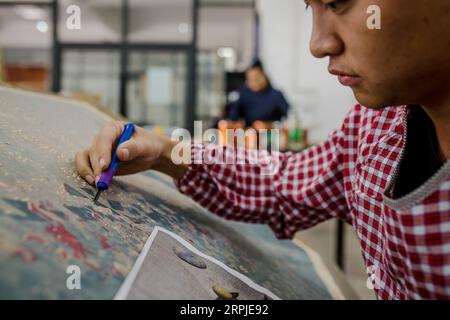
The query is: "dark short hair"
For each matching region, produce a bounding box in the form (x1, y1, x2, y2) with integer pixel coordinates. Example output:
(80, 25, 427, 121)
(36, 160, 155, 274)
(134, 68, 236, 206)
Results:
(249, 59, 264, 72)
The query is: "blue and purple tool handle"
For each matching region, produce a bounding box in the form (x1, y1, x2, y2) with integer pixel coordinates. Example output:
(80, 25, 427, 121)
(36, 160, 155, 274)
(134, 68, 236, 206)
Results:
(93, 123, 135, 203)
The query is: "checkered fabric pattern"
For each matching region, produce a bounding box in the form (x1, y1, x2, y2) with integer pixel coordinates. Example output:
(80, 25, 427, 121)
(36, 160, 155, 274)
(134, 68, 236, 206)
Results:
(175, 104, 450, 300)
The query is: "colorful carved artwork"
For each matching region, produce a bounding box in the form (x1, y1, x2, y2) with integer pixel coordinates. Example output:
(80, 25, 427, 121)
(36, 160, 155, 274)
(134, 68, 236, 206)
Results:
(0, 86, 337, 299)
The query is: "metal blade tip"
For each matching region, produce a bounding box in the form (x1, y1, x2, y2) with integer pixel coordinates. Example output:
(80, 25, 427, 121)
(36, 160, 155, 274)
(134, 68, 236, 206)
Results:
(93, 190, 102, 203)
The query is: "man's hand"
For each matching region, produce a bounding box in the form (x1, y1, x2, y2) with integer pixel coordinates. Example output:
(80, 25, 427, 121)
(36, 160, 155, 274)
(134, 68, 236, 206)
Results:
(75, 121, 181, 186)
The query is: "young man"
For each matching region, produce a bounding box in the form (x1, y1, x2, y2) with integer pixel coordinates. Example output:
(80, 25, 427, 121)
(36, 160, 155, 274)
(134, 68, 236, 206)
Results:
(76, 0, 450, 299)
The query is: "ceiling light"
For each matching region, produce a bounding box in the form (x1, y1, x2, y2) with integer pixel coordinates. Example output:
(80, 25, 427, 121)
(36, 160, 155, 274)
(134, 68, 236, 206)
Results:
(36, 20, 49, 33)
(178, 23, 189, 34)
(15, 5, 47, 20)
(217, 47, 235, 59)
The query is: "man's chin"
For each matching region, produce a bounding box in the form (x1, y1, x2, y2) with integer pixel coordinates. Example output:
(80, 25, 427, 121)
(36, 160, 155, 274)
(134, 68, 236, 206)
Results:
(352, 90, 396, 110)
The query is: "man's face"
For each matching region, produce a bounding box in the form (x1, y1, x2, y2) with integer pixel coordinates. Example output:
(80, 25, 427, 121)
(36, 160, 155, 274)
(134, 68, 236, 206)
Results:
(307, 0, 450, 109)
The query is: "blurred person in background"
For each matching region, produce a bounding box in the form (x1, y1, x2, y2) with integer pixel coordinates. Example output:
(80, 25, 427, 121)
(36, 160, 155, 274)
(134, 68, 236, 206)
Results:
(227, 60, 290, 130)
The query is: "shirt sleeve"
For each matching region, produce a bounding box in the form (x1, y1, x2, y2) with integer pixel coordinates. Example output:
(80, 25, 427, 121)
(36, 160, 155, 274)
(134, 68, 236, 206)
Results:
(175, 107, 357, 239)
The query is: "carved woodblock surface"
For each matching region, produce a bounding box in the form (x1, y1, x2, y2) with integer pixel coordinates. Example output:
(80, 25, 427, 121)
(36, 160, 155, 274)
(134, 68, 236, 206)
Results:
(0, 86, 339, 299)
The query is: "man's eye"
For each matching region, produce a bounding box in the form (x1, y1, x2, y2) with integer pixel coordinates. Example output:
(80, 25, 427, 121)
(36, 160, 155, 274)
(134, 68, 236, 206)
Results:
(325, 0, 348, 11)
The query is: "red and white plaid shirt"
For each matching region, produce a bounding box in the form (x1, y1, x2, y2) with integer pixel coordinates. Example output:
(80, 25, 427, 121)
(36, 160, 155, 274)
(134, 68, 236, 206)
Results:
(176, 104, 450, 300)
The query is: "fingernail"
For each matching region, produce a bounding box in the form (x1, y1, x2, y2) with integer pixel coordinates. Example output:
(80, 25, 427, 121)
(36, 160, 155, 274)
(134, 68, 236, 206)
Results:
(122, 148, 129, 161)
(85, 175, 94, 185)
(99, 158, 106, 168)
(95, 176, 100, 185)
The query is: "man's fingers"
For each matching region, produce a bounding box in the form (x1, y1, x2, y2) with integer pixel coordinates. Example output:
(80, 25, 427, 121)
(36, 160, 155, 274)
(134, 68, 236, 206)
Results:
(91, 121, 124, 177)
(89, 148, 102, 180)
(75, 150, 95, 185)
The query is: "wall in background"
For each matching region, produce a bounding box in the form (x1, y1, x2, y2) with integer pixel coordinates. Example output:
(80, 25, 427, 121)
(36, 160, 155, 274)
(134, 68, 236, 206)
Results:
(0, 6, 52, 48)
(257, 0, 356, 143)
(0, 1, 253, 126)
(199, 6, 255, 70)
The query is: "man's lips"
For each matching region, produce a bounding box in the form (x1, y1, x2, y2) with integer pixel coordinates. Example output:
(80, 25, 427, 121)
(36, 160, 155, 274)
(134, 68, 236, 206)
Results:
(329, 68, 362, 87)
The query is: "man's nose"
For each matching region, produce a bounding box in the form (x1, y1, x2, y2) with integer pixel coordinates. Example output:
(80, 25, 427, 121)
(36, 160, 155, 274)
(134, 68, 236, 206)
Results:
(309, 18, 344, 59)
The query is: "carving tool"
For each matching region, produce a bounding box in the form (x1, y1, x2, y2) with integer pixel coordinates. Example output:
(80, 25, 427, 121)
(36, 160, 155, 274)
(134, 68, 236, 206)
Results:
(93, 123, 135, 203)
